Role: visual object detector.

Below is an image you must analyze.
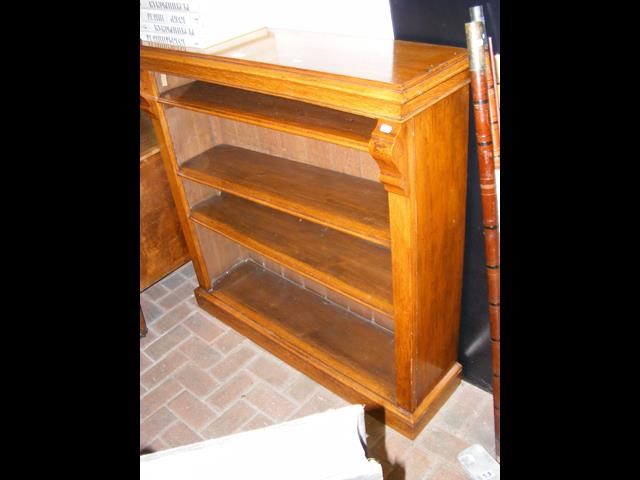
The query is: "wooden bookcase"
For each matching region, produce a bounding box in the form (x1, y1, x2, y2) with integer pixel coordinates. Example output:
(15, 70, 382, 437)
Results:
(140, 29, 470, 438)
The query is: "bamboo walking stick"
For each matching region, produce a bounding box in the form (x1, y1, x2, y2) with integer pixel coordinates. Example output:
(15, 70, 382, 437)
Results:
(489, 37, 500, 131)
(484, 46, 500, 171)
(465, 19, 501, 459)
(491, 47, 500, 225)
(470, 6, 500, 169)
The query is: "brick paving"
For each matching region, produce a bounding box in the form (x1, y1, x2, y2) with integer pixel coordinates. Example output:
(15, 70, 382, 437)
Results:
(140, 263, 497, 479)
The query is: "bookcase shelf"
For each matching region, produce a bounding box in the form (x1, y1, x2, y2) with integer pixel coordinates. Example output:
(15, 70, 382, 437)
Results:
(200, 260, 396, 400)
(191, 192, 393, 315)
(180, 145, 390, 247)
(141, 29, 470, 438)
(159, 81, 377, 151)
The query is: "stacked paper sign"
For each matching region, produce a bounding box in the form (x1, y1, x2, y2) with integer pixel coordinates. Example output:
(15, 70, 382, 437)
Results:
(140, 0, 264, 49)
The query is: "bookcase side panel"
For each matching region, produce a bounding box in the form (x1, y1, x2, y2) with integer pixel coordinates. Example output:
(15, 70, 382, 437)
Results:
(412, 86, 469, 402)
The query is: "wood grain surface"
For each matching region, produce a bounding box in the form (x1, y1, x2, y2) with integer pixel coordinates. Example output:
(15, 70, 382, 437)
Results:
(180, 144, 390, 247)
(159, 81, 377, 151)
(141, 32, 470, 438)
(191, 193, 393, 315)
(140, 110, 190, 290)
(141, 28, 469, 121)
(209, 261, 395, 399)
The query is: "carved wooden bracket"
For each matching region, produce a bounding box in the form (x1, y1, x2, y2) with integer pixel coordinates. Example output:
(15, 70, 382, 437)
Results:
(368, 120, 409, 196)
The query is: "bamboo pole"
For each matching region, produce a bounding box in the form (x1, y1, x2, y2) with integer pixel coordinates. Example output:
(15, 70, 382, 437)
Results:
(489, 38, 500, 131)
(470, 6, 500, 169)
(465, 18, 501, 459)
(485, 40, 500, 169)
(492, 48, 500, 225)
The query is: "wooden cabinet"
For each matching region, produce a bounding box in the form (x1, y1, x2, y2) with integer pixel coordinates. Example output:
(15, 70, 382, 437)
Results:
(140, 29, 470, 438)
(140, 108, 190, 337)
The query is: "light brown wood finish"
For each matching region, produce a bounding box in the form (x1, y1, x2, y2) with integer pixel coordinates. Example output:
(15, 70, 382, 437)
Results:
(139, 111, 190, 291)
(192, 223, 248, 286)
(371, 88, 469, 410)
(412, 87, 469, 402)
(181, 178, 220, 208)
(246, 251, 394, 332)
(140, 70, 156, 113)
(154, 72, 195, 94)
(209, 117, 380, 182)
(197, 279, 460, 439)
(164, 107, 219, 166)
(159, 81, 377, 151)
(141, 31, 470, 438)
(140, 148, 190, 289)
(208, 261, 395, 397)
(141, 70, 215, 289)
(191, 193, 393, 315)
(369, 120, 409, 195)
(141, 29, 468, 121)
(180, 145, 390, 247)
(140, 108, 189, 337)
(140, 111, 160, 158)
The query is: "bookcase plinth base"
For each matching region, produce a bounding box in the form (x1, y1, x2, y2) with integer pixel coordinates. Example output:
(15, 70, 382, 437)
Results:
(382, 363, 462, 439)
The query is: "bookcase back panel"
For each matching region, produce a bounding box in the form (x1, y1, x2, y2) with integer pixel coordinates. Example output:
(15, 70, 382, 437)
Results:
(154, 73, 196, 94)
(247, 250, 394, 333)
(209, 117, 380, 182)
(164, 107, 223, 166)
(182, 178, 221, 208)
(160, 84, 381, 182)
(193, 222, 249, 287)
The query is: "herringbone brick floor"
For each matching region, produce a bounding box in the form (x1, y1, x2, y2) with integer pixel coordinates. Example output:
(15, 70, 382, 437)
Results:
(140, 262, 496, 480)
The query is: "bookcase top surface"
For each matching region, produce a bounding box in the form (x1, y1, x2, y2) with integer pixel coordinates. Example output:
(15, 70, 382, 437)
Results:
(140, 28, 469, 120)
(142, 28, 466, 87)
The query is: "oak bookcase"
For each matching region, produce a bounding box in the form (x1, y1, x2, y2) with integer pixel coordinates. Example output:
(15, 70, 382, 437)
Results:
(140, 29, 470, 438)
